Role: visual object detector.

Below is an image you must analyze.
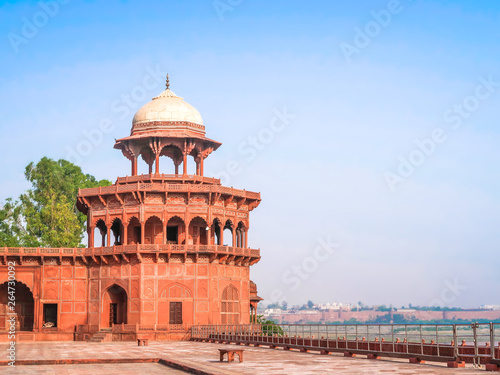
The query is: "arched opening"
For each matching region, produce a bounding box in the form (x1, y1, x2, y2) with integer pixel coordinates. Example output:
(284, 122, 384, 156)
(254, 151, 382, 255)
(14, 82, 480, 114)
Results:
(161, 145, 183, 175)
(139, 146, 155, 175)
(167, 216, 184, 244)
(236, 221, 246, 248)
(213, 218, 222, 245)
(187, 149, 199, 176)
(95, 219, 107, 247)
(223, 220, 233, 247)
(221, 284, 240, 324)
(111, 218, 123, 245)
(145, 216, 163, 245)
(0, 281, 34, 331)
(127, 217, 141, 244)
(189, 217, 208, 245)
(102, 284, 127, 327)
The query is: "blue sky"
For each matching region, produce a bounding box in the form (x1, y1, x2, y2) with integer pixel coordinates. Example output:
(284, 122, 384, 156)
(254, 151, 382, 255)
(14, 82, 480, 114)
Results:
(1, 0, 500, 308)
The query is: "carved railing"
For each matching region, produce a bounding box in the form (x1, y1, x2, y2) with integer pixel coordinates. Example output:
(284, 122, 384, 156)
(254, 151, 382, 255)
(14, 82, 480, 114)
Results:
(79, 182, 261, 201)
(75, 324, 99, 333)
(116, 174, 220, 185)
(76, 323, 189, 334)
(191, 323, 500, 366)
(0, 245, 260, 260)
(112, 323, 188, 333)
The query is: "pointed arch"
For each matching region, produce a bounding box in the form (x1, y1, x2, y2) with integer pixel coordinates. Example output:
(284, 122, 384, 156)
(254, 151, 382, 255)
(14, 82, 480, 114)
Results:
(236, 221, 247, 248)
(146, 214, 162, 222)
(126, 215, 140, 225)
(213, 218, 222, 245)
(167, 215, 184, 225)
(145, 215, 163, 244)
(224, 219, 234, 229)
(139, 145, 155, 174)
(110, 218, 123, 245)
(223, 219, 234, 246)
(167, 216, 185, 244)
(160, 144, 183, 174)
(127, 216, 141, 244)
(102, 284, 127, 327)
(94, 219, 107, 247)
(159, 282, 193, 300)
(0, 281, 34, 331)
(189, 216, 209, 245)
(188, 215, 208, 226)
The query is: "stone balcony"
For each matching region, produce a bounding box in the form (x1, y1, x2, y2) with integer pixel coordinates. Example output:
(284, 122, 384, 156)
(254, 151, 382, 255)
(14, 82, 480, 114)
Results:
(78, 179, 261, 201)
(0, 244, 260, 265)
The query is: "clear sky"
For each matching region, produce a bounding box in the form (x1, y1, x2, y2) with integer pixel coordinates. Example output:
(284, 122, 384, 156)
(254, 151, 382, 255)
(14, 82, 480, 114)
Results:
(1, 0, 500, 308)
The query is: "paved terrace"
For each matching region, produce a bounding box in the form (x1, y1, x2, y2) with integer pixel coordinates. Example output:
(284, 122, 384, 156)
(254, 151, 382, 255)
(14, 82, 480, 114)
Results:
(0, 341, 486, 374)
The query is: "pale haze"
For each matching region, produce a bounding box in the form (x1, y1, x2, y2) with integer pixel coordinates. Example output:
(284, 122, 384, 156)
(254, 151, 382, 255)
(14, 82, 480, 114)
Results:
(1, 0, 499, 308)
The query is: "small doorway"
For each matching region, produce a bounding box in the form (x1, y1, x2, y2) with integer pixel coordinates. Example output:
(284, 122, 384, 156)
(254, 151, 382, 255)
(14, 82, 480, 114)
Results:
(43, 304, 58, 328)
(167, 226, 178, 244)
(109, 303, 118, 325)
(102, 284, 128, 327)
(169, 302, 182, 324)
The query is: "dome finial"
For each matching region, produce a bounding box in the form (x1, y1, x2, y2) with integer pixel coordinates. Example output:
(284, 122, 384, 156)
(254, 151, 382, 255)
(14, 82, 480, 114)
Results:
(166, 74, 170, 90)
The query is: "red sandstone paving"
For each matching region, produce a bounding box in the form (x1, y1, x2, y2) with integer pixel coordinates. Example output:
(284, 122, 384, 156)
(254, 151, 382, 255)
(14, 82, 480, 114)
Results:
(0, 341, 485, 374)
(3, 363, 188, 374)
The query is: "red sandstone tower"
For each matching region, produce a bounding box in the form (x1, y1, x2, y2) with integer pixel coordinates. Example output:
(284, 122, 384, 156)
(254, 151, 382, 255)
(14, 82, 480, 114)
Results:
(0, 76, 262, 341)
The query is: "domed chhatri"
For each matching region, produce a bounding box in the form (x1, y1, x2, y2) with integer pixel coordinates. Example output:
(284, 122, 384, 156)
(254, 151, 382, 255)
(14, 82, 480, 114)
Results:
(114, 75, 221, 177)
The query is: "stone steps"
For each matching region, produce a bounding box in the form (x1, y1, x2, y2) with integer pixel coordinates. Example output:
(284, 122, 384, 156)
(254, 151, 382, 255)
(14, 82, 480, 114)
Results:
(88, 329, 112, 343)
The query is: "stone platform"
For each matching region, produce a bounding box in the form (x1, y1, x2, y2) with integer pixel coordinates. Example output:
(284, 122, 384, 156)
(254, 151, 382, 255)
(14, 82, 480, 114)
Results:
(0, 341, 485, 374)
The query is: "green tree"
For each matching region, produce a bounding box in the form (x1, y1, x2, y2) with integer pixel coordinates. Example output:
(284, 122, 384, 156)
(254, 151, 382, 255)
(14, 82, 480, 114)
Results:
(0, 198, 24, 246)
(376, 304, 391, 312)
(0, 158, 110, 248)
(307, 300, 314, 309)
(257, 315, 284, 336)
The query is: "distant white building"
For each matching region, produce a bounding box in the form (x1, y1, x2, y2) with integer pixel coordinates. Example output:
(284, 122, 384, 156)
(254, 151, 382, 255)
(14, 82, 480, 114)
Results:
(315, 302, 353, 311)
(480, 305, 500, 310)
(263, 308, 286, 316)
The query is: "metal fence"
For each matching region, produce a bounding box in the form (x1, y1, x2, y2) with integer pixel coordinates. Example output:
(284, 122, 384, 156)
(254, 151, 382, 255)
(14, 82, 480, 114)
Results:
(191, 322, 500, 366)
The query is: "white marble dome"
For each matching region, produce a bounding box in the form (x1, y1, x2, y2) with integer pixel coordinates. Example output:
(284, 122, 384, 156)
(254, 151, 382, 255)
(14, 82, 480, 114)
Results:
(131, 88, 203, 132)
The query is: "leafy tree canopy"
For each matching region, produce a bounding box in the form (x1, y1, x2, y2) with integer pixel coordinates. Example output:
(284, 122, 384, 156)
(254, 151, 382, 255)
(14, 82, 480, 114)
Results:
(257, 315, 284, 336)
(0, 157, 111, 248)
(0, 198, 23, 247)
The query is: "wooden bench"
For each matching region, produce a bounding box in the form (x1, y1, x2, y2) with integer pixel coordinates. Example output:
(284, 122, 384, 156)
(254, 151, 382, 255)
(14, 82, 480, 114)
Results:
(219, 348, 244, 363)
